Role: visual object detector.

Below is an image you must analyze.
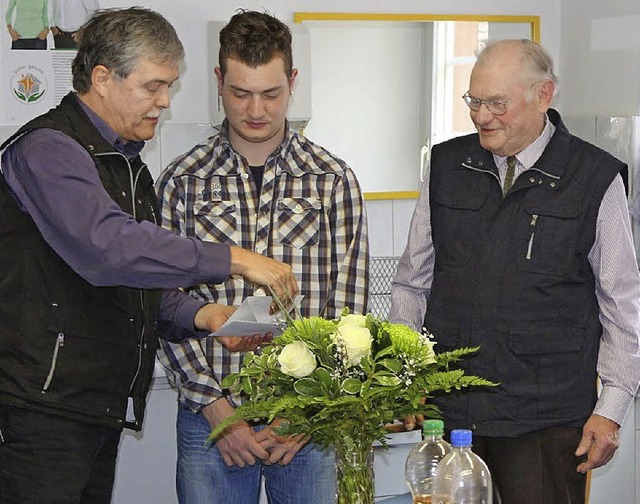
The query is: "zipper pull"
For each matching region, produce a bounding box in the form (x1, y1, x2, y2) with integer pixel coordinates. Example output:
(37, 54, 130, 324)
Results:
(526, 214, 538, 260)
(42, 333, 65, 393)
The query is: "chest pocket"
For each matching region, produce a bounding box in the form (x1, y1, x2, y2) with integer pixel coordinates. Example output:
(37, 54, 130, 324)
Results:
(432, 181, 489, 266)
(276, 197, 321, 249)
(517, 192, 582, 276)
(194, 200, 239, 245)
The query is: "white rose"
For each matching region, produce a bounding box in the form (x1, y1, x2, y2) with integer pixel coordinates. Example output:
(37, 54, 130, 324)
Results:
(278, 341, 317, 378)
(337, 325, 373, 367)
(337, 313, 368, 329)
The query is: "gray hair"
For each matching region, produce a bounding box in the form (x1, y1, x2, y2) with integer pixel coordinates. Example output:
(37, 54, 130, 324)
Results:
(72, 7, 184, 94)
(476, 39, 559, 97)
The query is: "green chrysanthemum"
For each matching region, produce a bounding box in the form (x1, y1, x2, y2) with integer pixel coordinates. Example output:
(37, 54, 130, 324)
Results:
(279, 316, 337, 344)
(383, 322, 436, 366)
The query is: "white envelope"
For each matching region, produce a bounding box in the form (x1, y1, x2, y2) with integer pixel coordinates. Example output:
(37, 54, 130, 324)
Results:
(209, 295, 303, 337)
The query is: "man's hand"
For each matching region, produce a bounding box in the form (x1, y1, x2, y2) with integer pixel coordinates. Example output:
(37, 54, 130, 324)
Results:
(229, 247, 298, 305)
(203, 399, 269, 467)
(219, 333, 273, 353)
(37, 27, 49, 40)
(575, 414, 620, 473)
(386, 398, 426, 432)
(255, 419, 309, 466)
(193, 303, 273, 352)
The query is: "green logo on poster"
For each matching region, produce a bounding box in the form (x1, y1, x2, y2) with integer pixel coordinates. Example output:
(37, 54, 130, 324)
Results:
(11, 66, 47, 104)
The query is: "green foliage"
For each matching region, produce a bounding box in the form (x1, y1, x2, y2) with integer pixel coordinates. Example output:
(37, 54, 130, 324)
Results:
(208, 312, 496, 451)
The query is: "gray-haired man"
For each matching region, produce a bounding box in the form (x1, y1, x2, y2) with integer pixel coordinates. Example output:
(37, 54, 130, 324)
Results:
(0, 7, 297, 503)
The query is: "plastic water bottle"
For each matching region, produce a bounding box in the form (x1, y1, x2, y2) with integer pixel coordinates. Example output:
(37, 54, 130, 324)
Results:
(432, 429, 492, 504)
(405, 419, 452, 503)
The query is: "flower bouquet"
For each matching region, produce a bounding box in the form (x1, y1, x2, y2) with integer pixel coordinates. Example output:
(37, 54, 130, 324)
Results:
(210, 309, 494, 504)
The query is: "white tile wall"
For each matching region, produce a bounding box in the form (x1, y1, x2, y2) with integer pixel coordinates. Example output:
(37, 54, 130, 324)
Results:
(113, 379, 179, 503)
(589, 411, 636, 504)
(391, 199, 417, 256)
(364, 198, 418, 258)
(365, 200, 395, 257)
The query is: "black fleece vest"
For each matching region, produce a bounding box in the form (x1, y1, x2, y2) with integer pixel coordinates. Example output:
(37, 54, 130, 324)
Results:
(425, 111, 624, 437)
(0, 93, 161, 431)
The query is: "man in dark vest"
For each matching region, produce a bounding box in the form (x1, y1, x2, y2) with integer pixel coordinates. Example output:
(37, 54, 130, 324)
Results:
(0, 7, 297, 504)
(390, 39, 640, 503)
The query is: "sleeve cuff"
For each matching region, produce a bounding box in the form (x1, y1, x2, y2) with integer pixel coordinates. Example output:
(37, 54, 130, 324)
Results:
(175, 296, 207, 336)
(593, 385, 635, 426)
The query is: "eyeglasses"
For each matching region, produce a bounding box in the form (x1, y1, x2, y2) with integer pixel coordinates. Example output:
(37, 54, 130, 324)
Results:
(462, 92, 511, 116)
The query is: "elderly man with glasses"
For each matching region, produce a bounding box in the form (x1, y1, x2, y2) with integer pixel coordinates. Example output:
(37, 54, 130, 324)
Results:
(389, 38, 640, 504)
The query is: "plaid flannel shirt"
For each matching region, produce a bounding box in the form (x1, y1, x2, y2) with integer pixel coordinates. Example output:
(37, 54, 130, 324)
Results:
(156, 121, 369, 409)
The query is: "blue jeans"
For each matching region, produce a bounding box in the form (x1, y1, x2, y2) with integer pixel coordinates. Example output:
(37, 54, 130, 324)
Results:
(176, 403, 336, 504)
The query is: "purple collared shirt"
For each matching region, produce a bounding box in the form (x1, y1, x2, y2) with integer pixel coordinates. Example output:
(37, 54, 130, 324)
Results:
(0, 94, 231, 339)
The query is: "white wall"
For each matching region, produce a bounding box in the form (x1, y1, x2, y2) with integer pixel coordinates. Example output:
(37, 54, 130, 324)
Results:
(0, 0, 562, 186)
(558, 0, 640, 116)
(303, 22, 432, 193)
(99, 0, 562, 183)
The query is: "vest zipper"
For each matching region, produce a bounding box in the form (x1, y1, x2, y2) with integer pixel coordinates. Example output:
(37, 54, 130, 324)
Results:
(148, 203, 157, 225)
(526, 214, 539, 260)
(42, 333, 65, 392)
(95, 151, 148, 422)
(529, 167, 561, 180)
(461, 163, 501, 185)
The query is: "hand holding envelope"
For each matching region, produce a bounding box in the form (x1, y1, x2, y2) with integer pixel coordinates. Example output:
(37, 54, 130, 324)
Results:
(210, 295, 303, 338)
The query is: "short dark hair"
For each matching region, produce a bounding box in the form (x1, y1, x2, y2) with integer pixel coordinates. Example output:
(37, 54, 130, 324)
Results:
(218, 10, 293, 78)
(72, 7, 184, 94)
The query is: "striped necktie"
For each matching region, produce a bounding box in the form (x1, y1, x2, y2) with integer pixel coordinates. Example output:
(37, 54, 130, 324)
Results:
(504, 156, 517, 195)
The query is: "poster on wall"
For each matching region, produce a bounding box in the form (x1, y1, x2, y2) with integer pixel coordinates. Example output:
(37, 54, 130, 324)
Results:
(1, 0, 100, 130)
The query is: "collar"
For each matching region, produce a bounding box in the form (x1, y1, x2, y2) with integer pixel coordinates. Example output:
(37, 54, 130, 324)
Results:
(529, 108, 574, 180)
(75, 93, 145, 160)
(493, 113, 556, 171)
(217, 119, 299, 174)
(464, 109, 572, 176)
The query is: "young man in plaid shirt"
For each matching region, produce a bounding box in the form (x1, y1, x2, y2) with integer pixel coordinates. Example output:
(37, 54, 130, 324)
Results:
(156, 10, 369, 504)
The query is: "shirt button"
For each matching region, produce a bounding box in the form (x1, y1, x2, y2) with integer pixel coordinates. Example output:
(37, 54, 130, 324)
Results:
(529, 177, 535, 183)
(121, 191, 126, 197)
(242, 173, 249, 180)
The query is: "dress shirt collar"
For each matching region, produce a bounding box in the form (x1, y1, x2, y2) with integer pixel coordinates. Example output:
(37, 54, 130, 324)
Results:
(493, 113, 556, 171)
(218, 118, 298, 168)
(75, 93, 145, 160)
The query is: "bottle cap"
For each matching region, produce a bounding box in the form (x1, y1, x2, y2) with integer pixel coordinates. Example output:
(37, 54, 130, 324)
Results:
(450, 429, 473, 447)
(422, 419, 444, 435)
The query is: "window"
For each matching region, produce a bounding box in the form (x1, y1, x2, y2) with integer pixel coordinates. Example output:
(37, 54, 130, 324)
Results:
(431, 21, 488, 145)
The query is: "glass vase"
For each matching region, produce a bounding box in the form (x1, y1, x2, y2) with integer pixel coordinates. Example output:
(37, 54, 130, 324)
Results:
(335, 443, 375, 504)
